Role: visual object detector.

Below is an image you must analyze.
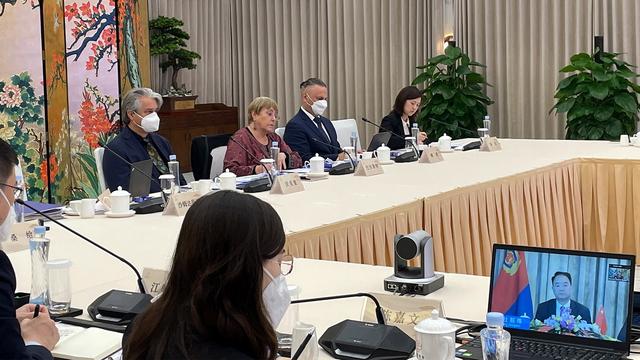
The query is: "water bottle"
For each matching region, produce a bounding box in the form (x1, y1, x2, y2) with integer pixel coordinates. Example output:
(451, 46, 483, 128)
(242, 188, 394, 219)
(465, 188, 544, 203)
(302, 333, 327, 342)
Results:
(168, 154, 180, 189)
(29, 226, 50, 305)
(270, 141, 280, 176)
(480, 312, 511, 360)
(483, 115, 492, 137)
(350, 131, 358, 151)
(411, 123, 420, 144)
(14, 172, 26, 223)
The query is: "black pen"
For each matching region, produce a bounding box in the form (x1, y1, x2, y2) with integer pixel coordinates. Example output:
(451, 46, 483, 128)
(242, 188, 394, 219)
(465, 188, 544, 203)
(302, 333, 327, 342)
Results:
(291, 330, 315, 360)
(33, 304, 40, 318)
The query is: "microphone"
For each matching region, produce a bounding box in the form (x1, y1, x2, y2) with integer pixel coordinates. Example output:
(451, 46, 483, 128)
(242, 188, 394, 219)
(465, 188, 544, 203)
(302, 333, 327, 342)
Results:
(98, 141, 167, 213)
(290, 292, 416, 359)
(360, 118, 419, 162)
(227, 136, 273, 193)
(310, 138, 356, 175)
(428, 118, 482, 137)
(15, 199, 151, 324)
(427, 118, 483, 151)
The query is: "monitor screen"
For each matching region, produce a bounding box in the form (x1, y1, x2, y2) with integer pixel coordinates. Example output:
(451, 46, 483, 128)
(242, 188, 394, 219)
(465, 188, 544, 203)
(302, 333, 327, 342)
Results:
(489, 247, 633, 343)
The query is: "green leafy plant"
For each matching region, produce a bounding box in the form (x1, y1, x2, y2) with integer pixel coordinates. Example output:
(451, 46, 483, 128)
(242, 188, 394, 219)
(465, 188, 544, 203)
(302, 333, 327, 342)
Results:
(412, 46, 493, 139)
(149, 16, 201, 93)
(552, 51, 640, 140)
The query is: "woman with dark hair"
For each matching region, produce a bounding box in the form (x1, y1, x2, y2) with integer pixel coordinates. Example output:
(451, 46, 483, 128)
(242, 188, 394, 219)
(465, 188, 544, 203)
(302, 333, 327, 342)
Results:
(379, 86, 428, 150)
(123, 191, 293, 359)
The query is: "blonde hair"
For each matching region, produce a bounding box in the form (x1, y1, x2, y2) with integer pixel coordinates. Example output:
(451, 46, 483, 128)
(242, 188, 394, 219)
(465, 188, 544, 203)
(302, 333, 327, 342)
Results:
(247, 97, 278, 124)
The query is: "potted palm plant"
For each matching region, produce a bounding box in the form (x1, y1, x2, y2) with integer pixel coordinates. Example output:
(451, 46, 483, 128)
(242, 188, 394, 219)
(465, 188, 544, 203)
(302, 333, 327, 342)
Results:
(412, 45, 493, 139)
(551, 51, 640, 140)
(149, 16, 201, 112)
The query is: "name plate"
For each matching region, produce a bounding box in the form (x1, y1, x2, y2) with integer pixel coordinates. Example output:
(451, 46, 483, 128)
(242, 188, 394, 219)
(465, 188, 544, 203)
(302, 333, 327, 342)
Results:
(354, 158, 384, 176)
(3, 220, 39, 254)
(480, 137, 502, 152)
(162, 191, 200, 216)
(142, 267, 169, 297)
(270, 173, 305, 195)
(419, 147, 444, 163)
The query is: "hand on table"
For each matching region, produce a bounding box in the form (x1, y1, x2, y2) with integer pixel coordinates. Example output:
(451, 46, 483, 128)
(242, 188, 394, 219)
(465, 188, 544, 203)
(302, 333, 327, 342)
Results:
(418, 132, 428, 144)
(20, 306, 60, 350)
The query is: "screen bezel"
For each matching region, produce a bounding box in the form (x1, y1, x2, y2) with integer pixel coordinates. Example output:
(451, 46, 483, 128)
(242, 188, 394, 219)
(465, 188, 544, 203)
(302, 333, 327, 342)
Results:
(488, 244, 636, 353)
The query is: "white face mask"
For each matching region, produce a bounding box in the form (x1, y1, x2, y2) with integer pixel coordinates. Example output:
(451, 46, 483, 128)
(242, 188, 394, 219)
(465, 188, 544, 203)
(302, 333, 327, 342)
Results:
(262, 267, 291, 327)
(0, 190, 16, 243)
(134, 112, 160, 133)
(311, 99, 328, 117)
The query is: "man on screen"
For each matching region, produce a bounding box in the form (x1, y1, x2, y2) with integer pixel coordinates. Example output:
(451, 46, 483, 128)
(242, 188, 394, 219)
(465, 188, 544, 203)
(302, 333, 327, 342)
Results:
(535, 271, 592, 323)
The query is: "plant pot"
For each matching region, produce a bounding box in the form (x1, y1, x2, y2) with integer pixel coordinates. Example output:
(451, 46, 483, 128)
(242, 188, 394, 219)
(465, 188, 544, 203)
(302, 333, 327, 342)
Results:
(160, 95, 198, 112)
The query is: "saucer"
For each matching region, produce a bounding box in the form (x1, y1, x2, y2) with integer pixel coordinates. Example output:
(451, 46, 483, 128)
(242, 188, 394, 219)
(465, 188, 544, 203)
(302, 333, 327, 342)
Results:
(379, 159, 395, 165)
(105, 210, 135, 218)
(306, 172, 329, 179)
(62, 207, 79, 216)
(438, 148, 454, 153)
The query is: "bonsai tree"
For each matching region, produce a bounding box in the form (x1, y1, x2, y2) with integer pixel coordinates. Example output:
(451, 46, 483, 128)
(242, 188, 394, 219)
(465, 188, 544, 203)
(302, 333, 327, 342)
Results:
(149, 16, 201, 94)
(412, 46, 493, 139)
(551, 51, 640, 140)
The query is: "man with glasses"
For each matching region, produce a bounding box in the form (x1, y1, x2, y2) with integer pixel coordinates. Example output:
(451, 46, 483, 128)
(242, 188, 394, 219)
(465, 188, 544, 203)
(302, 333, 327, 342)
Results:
(0, 138, 59, 359)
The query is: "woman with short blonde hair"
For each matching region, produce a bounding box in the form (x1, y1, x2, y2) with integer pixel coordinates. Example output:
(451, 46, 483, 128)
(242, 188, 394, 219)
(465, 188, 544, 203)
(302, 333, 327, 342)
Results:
(224, 97, 302, 176)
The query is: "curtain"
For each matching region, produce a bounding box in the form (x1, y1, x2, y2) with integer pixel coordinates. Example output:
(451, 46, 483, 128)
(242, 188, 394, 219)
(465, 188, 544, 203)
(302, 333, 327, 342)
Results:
(493, 249, 631, 339)
(148, 0, 444, 144)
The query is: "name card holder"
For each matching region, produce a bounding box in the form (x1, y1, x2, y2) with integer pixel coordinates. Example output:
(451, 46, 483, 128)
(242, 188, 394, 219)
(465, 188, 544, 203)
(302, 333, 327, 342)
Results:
(4, 220, 39, 254)
(163, 191, 200, 216)
(480, 137, 502, 152)
(354, 158, 384, 176)
(270, 173, 305, 195)
(142, 267, 169, 297)
(419, 147, 444, 163)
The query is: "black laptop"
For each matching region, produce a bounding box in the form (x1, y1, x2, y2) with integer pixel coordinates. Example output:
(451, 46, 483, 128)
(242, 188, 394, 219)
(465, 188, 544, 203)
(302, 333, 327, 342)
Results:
(128, 159, 153, 197)
(367, 132, 392, 151)
(456, 244, 635, 360)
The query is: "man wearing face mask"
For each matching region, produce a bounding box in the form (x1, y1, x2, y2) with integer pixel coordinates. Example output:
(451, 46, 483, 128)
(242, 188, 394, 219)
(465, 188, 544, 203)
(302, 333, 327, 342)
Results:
(102, 88, 185, 193)
(284, 78, 346, 162)
(0, 139, 60, 359)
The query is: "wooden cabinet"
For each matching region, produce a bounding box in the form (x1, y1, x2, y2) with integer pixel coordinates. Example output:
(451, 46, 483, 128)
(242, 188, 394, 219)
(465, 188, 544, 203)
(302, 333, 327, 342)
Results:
(158, 103, 239, 172)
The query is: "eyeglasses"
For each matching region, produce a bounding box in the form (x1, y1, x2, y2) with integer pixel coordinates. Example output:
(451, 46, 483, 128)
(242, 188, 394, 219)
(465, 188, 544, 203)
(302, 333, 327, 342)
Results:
(0, 183, 22, 199)
(280, 254, 294, 276)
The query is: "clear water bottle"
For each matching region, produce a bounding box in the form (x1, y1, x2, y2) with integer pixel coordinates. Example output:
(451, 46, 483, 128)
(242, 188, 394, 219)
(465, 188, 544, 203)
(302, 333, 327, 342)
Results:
(167, 154, 180, 189)
(270, 142, 280, 175)
(411, 123, 420, 144)
(14, 172, 26, 223)
(480, 312, 511, 360)
(483, 115, 492, 137)
(29, 226, 50, 305)
(350, 131, 358, 151)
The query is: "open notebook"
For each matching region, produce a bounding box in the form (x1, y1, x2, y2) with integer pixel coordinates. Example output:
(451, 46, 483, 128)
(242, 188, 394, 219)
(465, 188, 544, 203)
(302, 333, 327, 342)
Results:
(53, 323, 122, 360)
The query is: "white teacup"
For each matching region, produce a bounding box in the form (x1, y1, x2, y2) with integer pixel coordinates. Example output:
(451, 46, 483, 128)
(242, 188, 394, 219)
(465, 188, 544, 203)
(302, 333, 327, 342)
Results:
(190, 181, 199, 192)
(214, 169, 236, 191)
(632, 136, 640, 146)
(197, 179, 214, 195)
(68, 200, 82, 214)
(304, 153, 325, 174)
(102, 186, 130, 213)
(80, 198, 96, 219)
(620, 134, 630, 146)
(414, 310, 456, 360)
(438, 133, 452, 152)
(374, 143, 391, 162)
(360, 151, 373, 160)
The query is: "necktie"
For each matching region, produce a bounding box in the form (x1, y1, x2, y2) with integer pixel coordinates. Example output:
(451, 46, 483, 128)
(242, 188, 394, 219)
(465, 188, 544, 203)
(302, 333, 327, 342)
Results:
(144, 139, 169, 174)
(313, 118, 323, 130)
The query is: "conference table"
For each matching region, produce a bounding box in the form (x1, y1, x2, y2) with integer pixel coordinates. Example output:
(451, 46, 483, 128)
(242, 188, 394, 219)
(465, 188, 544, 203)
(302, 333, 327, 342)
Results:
(7, 138, 640, 358)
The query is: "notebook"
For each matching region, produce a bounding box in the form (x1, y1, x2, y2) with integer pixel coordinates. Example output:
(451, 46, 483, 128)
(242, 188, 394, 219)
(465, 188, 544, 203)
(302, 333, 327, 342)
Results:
(53, 323, 122, 360)
(456, 244, 635, 359)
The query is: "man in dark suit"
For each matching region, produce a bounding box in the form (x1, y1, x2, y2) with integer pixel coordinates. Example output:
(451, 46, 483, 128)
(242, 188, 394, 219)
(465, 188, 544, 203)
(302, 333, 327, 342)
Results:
(0, 139, 59, 359)
(534, 271, 592, 323)
(102, 88, 185, 193)
(284, 78, 346, 162)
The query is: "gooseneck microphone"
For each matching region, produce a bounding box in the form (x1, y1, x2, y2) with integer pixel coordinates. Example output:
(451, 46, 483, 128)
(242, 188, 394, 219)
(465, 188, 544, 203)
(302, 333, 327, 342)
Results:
(360, 118, 419, 162)
(311, 137, 357, 172)
(291, 292, 385, 325)
(427, 118, 483, 151)
(428, 118, 482, 137)
(15, 199, 151, 325)
(227, 136, 273, 192)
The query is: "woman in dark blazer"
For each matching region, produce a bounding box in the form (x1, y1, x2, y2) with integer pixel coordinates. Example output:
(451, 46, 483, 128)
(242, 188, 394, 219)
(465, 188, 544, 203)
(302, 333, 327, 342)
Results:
(123, 191, 293, 359)
(379, 86, 428, 150)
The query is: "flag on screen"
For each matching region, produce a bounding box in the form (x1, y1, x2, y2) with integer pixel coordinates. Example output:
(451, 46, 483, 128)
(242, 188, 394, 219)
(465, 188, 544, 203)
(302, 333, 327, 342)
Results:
(491, 250, 534, 318)
(595, 306, 607, 334)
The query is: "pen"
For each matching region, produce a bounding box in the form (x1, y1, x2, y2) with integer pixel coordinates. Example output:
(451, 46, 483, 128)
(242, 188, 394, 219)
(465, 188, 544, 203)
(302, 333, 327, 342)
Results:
(291, 329, 315, 360)
(33, 304, 40, 318)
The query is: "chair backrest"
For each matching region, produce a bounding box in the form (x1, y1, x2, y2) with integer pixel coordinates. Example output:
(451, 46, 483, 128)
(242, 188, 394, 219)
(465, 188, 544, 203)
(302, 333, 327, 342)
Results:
(94, 147, 106, 192)
(190, 133, 232, 180)
(275, 127, 285, 138)
(332, 118, 361, 152)
(209, 146, 228, 179)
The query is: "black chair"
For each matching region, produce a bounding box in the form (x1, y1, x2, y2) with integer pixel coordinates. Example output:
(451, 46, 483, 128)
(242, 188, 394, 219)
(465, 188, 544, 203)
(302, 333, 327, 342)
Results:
(190, 133, 232, 180)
